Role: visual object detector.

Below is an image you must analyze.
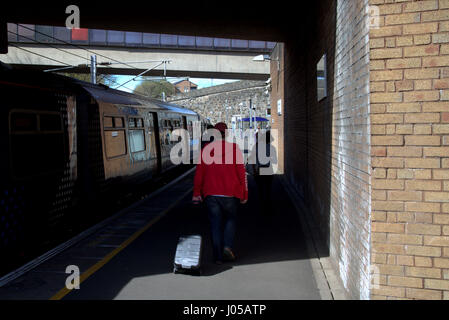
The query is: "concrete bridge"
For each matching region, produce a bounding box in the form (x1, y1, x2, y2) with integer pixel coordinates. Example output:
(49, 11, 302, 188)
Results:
(2, 24, 272, 80)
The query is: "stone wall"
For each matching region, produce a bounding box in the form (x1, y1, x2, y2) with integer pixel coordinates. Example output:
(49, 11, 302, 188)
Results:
(167, 80, 271, 127)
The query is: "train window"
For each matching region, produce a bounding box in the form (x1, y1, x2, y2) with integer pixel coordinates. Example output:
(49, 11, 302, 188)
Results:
(9, 111, 65, 178)
(10, 113, 38, 132)
(188, 121, 193, 137)
(10, 112, 63, 133)
(127, 117, 146, 152)
(163, 129, 171, 145)
(160, 120, 169, 145)
(134, 118, 144, 128)
(128, 117, 144, 129)
(114, 117, 124, 128)
(104, 116, 114, 128)
(40, 114, 62, 132)
(128, 117, 136, 128)
(104, 116, 124, 129)
(129, 129, 145, 153)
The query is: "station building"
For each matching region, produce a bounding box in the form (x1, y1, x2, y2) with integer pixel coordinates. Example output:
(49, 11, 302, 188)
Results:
(174, 79, 198, 93)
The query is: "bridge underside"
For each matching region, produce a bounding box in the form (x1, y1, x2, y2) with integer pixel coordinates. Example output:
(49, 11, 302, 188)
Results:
(4, 44, 270, 80)
(2, 2, 290, 42)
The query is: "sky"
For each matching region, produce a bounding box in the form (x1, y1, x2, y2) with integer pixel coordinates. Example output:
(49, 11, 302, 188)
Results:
(113, 75, 238, 93)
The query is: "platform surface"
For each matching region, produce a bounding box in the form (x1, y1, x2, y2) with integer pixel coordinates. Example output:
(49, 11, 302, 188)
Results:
(0, 173, 322, 300)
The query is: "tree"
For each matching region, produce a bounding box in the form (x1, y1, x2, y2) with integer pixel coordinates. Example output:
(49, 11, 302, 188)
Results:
(133, 80, 176, 99)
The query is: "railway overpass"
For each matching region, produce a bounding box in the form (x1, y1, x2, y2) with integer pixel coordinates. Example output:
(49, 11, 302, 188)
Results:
(2, 24, 272, 80)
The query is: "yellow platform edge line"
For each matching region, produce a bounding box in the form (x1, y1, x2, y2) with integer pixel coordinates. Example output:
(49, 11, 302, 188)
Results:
(49, 187, 193, 300)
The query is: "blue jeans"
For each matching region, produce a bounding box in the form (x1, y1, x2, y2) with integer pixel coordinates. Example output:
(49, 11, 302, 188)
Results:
(205, 196, 239, 262)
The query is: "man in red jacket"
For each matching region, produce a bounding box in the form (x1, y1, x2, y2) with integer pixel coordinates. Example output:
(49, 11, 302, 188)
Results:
(192, 122, 248, 264)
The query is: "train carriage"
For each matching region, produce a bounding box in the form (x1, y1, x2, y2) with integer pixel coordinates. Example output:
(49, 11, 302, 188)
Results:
(0, 65, 208, 276)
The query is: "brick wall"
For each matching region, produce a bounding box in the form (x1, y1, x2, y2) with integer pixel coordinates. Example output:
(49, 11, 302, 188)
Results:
(369, 0, 449, 300)
(279, 0, 372, 299)
(330, 0, 372, 299)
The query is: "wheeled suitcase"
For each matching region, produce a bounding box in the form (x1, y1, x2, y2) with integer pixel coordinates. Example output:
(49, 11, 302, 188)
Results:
(173, 235, 202, 275)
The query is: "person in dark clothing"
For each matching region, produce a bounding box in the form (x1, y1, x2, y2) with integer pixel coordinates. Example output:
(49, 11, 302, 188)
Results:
(248, 130, 277, 215)
(193, 122, 248, 264)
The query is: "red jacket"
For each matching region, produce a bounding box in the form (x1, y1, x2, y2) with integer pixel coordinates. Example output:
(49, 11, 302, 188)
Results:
(193, 139, 248, 201)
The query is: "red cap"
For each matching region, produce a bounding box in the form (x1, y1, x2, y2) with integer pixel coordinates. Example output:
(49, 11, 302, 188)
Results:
(214, 122, 228, 133)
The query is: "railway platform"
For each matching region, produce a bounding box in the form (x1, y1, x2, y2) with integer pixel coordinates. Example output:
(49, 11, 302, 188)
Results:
(0, 169, 339, 300)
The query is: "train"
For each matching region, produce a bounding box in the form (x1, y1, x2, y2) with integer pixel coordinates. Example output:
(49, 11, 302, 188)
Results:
(0, 64, 209, 275)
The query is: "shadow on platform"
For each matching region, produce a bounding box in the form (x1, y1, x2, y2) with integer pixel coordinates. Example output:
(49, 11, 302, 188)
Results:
(63, 175, 320, 299)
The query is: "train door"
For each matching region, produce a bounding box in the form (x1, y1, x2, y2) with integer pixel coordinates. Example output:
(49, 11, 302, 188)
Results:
(182, 116, 187, 131)
(148, 112, 161, 174)
(181, 116, 189, 160)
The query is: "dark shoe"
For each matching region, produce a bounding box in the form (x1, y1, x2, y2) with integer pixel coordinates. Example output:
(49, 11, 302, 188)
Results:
(223, 247, 236, 261)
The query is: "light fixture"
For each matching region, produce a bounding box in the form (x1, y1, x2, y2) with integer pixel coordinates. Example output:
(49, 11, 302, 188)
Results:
(252, 54, 279, 70)
(252, 54, 271, 62)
